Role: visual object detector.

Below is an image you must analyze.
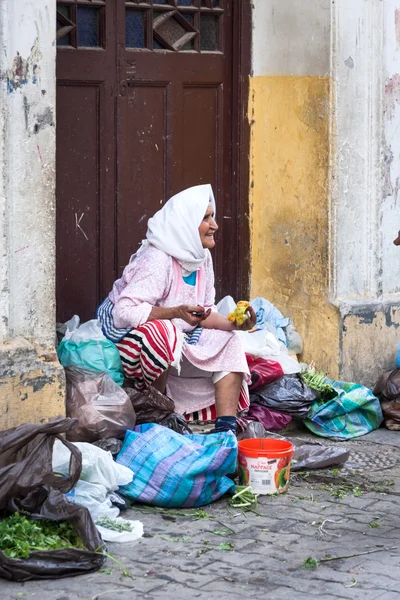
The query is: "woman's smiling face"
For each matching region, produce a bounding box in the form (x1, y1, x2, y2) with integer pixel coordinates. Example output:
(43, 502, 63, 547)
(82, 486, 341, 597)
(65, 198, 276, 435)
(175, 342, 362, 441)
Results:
(198, 203, 218, 249)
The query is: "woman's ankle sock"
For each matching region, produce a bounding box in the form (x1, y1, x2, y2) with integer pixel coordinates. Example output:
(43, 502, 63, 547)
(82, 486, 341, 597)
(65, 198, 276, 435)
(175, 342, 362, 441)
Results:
(214, 416, 237, 434)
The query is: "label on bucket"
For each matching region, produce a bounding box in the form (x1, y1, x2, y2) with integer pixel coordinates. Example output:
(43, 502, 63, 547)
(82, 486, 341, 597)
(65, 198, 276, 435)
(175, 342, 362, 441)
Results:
(239, 455, 291, 495)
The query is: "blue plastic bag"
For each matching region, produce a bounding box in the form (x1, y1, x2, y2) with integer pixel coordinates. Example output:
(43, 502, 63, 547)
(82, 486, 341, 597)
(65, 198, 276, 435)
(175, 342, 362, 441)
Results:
(250, 297, 291, 346)
(304, 380, 383, 440)
(116, 423, 237, 508)
(58, 316, 124, 386)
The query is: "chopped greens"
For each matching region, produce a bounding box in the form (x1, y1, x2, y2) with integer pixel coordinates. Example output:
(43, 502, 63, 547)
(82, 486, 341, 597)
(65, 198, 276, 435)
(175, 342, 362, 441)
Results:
(0, 513, 86, 558)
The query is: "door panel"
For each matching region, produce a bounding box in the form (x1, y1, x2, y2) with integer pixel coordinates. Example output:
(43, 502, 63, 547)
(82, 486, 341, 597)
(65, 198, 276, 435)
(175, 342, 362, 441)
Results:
(182, 85, 220, 189)
(56, 83, 102, 320)
(116, 83, 170, 271)
(56, 0, 250, 323)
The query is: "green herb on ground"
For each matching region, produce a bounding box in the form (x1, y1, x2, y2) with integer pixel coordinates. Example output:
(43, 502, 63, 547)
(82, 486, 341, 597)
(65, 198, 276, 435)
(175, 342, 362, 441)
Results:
(369, 518, 380, 528)
(229, 486, 259, 509)
(302, 556, 319, 569)
(216, 542, 234, 551)
(158, 535, 190, 543)
(95, 517, 133, 532)
(344, 577, 357, 588)
(0, 512, 86, 558)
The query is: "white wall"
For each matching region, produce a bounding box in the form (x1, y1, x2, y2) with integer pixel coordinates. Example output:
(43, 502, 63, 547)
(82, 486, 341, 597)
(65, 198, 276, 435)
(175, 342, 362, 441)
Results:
(383, 0, 400, 295)
(332, 0, 387, 302)
(252, 0, 331, 77)
(0, 0, 56, 347)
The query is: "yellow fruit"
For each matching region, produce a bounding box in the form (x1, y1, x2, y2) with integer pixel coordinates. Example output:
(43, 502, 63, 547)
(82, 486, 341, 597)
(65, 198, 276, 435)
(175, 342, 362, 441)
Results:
(228, 301, 250, 326)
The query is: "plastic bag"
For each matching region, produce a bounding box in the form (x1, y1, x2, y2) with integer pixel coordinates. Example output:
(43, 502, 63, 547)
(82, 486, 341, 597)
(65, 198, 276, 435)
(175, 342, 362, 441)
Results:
(245, 403, 292, 430)
(65, 480, 119, 521)
(250, 297, 291, 345)
(247, 354, 284, 391)
(58, 316, 124, 385)
(236, 328, 281, 357)
(283, 322, 303, 355)
(95, 517, 144, 543)
(124, 385, 174, 423)
(65, 367, 136, 442)
(374, 368, 400, 430)
(374, 368, 400, 402)
(117, 424, 237, 508)
(239, 423, 350, 470)
(216, 295, 237, 317)
(250, 374, 317, 419)
(305, 380, 383, 440)
(93, 437, 123, 457)
(52, 439, 133, 492)
(0, 418, 105, 582)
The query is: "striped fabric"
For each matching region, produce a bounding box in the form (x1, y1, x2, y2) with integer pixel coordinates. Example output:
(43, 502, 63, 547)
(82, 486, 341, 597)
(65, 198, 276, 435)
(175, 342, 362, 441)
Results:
(97, 296, 202, 346)
(185, 327, 203, 345)
(117, 423, 237, 507)
(96, 297, 131, 343)
(186, 384, 250, 422)
(116, 320, 179, 391)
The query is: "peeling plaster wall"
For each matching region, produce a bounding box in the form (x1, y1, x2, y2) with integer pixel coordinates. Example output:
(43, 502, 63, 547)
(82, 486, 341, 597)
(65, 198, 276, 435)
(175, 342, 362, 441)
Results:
(6, 0, 56, 347)
(333, 0, 400, 383)
(383, 1, 400, 295)
(340, 305, 400, 389)
(332, 0, 384, 301)
(250, 0, 339, 376)
(0, 0, 65, 428)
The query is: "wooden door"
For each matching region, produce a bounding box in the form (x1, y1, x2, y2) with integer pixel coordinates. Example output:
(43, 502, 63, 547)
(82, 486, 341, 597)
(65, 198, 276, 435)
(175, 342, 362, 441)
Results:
(56, 0, 250, 323)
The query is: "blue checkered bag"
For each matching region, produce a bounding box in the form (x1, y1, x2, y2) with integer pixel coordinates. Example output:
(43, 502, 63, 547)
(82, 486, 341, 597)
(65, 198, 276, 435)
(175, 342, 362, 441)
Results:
(304, 380, 383, 440)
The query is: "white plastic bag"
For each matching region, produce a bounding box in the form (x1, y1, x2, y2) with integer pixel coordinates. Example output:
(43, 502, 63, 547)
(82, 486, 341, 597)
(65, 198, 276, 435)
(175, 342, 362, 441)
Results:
(66, 480, 120, 520)
(267, 350, 301, 375)
(52, 440, 133, 492)
(216, 295, 236, 317)
(236, 329, 281, 357)
(64, 315, 105, 342)
(95, 517, 144, 543)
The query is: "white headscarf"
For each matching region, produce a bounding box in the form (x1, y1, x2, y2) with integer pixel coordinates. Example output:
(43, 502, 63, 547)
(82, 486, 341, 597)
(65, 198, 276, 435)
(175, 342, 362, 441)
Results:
(146, 184, 216, 276)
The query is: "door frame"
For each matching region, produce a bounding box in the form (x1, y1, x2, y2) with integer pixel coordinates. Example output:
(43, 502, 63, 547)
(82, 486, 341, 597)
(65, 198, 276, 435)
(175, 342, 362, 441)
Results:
(231, 0, 251, 300)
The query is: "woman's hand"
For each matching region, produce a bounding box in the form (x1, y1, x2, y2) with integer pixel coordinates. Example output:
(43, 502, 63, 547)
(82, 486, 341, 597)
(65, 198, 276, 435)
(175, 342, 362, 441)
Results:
(175, 305, 212, 327)
(235, 306, 257, 331)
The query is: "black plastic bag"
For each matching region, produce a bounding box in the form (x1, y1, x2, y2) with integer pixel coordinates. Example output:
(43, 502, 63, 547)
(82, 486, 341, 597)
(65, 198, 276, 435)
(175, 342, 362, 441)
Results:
(123, 384, 175, 423)
(160, 413, 193, 435)
(123, 384, 193, 434)
(0, 418, 106, 581)
(250, 374, 317, 419)
(374, 368, 400, 430)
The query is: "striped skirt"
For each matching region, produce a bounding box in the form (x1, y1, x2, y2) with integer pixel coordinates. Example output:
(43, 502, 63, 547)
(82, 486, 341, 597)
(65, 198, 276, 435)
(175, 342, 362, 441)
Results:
(115, 319, 249, 422)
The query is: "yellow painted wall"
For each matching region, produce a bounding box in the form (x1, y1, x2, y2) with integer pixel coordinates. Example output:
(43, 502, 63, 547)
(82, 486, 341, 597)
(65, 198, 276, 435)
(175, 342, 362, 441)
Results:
(249, 76, 340, 376)
(0, 338, 65, 430)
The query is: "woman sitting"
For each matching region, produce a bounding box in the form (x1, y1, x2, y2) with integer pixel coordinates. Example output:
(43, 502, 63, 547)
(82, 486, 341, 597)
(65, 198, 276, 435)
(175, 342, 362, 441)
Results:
(97, 184, 255, 434)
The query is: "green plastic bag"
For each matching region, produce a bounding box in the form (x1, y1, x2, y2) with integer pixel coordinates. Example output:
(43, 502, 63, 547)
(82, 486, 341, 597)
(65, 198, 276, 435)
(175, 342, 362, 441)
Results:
(58, 316, 124, 386)
(304, 380, 383, 440)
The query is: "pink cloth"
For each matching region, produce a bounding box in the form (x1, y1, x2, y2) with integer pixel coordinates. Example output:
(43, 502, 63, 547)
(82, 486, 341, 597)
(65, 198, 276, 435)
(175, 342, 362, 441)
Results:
(110, 244, 249, 414)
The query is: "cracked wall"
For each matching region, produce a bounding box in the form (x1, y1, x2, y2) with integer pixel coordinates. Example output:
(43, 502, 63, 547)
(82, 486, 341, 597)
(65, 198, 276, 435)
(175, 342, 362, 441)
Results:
(0, 0, 65, 428)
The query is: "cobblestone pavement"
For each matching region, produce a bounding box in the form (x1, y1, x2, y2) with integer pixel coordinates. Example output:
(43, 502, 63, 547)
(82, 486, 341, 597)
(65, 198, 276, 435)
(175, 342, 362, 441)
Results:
(3, 427, 400, 600)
